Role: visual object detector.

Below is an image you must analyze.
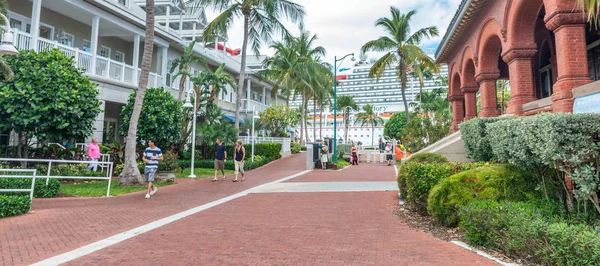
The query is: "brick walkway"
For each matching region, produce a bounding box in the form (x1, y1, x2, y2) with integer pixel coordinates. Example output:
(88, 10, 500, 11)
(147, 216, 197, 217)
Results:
(1, 154, 496, 265)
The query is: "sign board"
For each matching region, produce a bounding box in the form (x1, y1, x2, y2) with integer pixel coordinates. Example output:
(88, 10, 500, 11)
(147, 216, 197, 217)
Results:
(573, 92, 600, 114)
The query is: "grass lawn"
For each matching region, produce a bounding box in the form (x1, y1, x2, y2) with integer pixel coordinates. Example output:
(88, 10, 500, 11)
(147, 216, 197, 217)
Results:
(175, 168, 234, 178)
(59, 180, 174, 197)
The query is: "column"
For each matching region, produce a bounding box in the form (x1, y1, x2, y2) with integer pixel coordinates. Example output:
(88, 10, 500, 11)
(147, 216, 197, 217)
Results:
(262, 87, 267, 104)
(449, 95, 464, 133)
(461, 85, 478, 121)
(179, 14, 183, 38)
(545, 12, 592, 113)
(160, 46, 168, 87)
(30, 0, 42, 51)
(165, 5, 171, 31)
(246, 77, 251, 112)
(476, 73, 501, 117)
(502, 48, 537, 115)
(90, 16, 100, 76)
(89, 100, 105, 144)
(132, 35, 141, 85)
(192, 22, 197, 41)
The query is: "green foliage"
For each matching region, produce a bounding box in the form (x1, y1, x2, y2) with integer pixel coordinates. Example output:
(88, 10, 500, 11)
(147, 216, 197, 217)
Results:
(177, 152, 276, 172)
(384, 112, 409, 140)
(460, 200, 600, 266)
(195, 104, 239, 147)
(459, 117, 505, 162)
(291, 141, 301, 154)
(197, 143, 282, 161)
(0, 49, 101, 142)
(404, 152, 448, 164)
(401, 115, 450, 152)
(120, 88, 184, 149)
(158, 152, 179, 172)
(113, 162, 145, 176)
(0, 195, 30, 218)
(428, 164, 540, 227)
(398, 161, 486, 213)
(300, 146, 307, 151)
(59, 179, 173, 197)
(0, 178, 60, 198)
(259, 104, 296, 137)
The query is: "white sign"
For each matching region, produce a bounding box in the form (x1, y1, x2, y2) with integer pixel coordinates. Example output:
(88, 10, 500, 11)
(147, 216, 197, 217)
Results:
(573, 92, 600, 114)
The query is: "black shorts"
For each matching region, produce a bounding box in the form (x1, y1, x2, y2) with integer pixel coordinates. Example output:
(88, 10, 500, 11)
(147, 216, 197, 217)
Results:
(386, 154, 393, 160)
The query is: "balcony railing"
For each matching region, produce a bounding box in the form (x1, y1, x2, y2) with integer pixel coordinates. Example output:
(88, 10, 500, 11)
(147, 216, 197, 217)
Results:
(11, 30, 163, 88)
(244, 99, 268, 114)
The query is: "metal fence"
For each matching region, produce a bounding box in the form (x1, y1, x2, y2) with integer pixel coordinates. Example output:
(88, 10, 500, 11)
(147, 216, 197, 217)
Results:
(0, 169, 37, 200)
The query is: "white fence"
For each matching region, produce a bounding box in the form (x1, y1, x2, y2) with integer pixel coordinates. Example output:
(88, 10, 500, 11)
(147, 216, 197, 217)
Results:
(243, 137, 291, 153)
(0, 169, 37, 200)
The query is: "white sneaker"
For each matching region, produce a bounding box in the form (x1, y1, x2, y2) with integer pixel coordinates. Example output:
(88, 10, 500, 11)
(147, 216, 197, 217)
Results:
(145, 193, 150, 199)
(150, 187, 158, 196)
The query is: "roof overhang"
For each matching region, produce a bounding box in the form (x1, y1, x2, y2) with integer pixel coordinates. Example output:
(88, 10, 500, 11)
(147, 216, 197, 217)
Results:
(435, 0, 489, 63)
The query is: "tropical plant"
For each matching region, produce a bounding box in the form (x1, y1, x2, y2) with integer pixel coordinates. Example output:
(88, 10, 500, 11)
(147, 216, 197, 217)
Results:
(361, 7, 439, 122)
(579, 0, 600, 28)
(121, 0, 156, 186)
(410, 57, 440, 114)
(0, 49, 101, 159)
(259, 104, 296, 137)
(336, 95, 358, 143)
(383, 111, 409, 140)
(354, 104, 384, 147)
(188, 0, 305, 130)
(170, 40, 207, 101)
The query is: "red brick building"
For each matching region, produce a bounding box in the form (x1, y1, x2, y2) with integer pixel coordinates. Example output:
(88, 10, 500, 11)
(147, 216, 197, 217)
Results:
(436, 0, 600, 132)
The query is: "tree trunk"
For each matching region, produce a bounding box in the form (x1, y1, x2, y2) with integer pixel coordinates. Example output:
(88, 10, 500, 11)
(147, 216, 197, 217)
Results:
(176, 66, 188, 101)
(313, 97, 316, 142)
(401, 64, 410, 122)
(344, 110, 349, 143)
(299, 91, 305, 146)
(120, 0, 155, 186)
(319, 107, 323, 140)
(419, 78, 424, 115)
(501, 81, 506, 114)
(234, 15, 250, 130)
(304, 97, 309, 144)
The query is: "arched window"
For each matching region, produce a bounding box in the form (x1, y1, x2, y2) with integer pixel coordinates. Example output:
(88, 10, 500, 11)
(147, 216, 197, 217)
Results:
(539, 40, 553, 98)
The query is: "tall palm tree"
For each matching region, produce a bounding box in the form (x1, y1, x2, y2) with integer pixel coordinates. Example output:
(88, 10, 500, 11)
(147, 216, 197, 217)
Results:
(187, 0, 305, 130)
(170, 41, 207, 101)
(361, 7, 438, 122)
(410, 57, 439, 114)
(354, 104, 384, 148)
(0, 0, 13, 81)
(336, 95, 358, 143)
(121, 0, 156, 186)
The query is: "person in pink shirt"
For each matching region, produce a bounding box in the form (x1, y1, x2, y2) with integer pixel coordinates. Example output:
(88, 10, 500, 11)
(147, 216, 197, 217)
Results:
(87, 138, 101, 171)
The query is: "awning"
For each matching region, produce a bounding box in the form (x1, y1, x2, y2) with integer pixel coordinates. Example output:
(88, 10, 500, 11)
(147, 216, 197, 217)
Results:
(222, 114, 244, 124)
(287, 128, 294, 133)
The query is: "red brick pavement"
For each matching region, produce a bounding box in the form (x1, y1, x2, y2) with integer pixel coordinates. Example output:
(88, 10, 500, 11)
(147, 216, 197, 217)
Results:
(287, 163, 396, 182)
(68, 192, 495, 265)
(0, 154, 306, 266)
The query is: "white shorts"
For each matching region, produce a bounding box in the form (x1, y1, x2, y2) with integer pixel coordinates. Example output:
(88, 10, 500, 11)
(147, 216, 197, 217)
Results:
(234, 160, 244, 173)
(321, 154, 328, 163)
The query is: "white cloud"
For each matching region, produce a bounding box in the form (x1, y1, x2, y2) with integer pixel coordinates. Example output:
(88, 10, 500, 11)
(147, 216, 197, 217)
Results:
(205, 0, 461, 69)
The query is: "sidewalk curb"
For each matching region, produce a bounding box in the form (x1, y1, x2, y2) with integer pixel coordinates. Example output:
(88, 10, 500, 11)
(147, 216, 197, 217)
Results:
(451, 241, 519, 266)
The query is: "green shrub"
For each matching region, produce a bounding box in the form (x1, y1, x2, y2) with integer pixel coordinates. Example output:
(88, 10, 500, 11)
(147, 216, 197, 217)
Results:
(0, 195, 31, 218)
(200, 143, 282, 160)
(428, 164, 540, 226)
(177, 155, 274, 172)
(404, 152, 449, 164)
(459, 117, 506, 162)
(291, 142, 301, 154)
(397, 161, 485, 211)
(460, 200, 600, 266)
(300, 146, 307, 151)
(114, 162, 147, 176)
(0, 178, 60, 198)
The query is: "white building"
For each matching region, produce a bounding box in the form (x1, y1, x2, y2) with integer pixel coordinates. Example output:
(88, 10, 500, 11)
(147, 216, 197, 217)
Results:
(1, 0, 286, 145)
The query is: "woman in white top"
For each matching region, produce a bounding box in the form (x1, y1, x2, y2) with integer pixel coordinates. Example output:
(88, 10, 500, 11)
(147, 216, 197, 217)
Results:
(385, 143, 393, 166)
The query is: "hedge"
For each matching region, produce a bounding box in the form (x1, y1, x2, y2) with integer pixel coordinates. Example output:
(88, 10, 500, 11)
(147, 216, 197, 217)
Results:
(291, 142, 301, 154)
(397, 161, 486, 213)
(460, 200, 600, 266)
(177, 154, 273, 171)
(459, 117, 506, 162)
(427, 164, 540, 226)
(0, 195, 31, 218)
(0, 178, 60, 198)
(199, 143, 282, 160)
(397, 152, 449, 199)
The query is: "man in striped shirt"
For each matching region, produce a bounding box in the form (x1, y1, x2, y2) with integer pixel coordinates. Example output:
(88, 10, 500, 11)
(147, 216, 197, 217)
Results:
(143, 139, 163, 199)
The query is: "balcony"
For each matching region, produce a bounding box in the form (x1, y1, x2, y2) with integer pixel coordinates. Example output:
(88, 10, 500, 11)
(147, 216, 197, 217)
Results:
(12, 30, 163, 88)
(244, 99, 268, 114)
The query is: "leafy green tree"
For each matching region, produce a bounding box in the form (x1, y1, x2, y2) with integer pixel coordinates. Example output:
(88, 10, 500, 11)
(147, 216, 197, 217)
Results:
(188, 0, 305, 130)
(411, 57, 439, 114)
(259, 104, 296, 137)
(336, 95, 358, 143)
(0, 49, 101, 158)
(170, 40, 207, 101)
(384, 112, 409, 140)
(120, 88, 184, 150)
(361, 7, 438, 122)
(354, 104, 384, 147)
(196, 102, 238, 159)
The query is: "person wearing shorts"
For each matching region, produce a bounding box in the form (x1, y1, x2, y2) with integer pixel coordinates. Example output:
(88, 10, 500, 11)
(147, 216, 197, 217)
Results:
(143, 139, 163, 199)
(213, 138, 227, 182)
(233, 140, 245, 182)
(385, 143, 393, 166)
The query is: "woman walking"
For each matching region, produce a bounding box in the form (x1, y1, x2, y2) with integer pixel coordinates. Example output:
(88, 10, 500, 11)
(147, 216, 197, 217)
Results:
(233, 140, 245, 182)
(87, 138, 101, 171)
(320, 142, 329, 170)
(351, 143, 359, 165)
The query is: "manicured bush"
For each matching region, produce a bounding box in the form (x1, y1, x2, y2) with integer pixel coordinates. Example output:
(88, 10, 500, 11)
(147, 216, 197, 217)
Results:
(177, 155, 274, 172)
(428, 164, 540, 226)
(291, 141, 301, 154)
(199, 143, 282, 160)
(0, 178, 60, 198)
(404, 152, 449, 164)
(0, 195, 31, 218)
(397, 161, 485, 212)
(460, 200, 600, 266)
(300, 146, 307, 151)
(459, 117, 506, 162)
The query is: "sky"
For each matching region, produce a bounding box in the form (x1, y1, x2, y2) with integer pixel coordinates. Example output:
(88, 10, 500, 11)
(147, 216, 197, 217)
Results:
(205, 0, 462, 69)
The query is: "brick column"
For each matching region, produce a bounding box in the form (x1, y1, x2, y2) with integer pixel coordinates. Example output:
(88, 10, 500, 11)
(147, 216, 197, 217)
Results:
(502, 47, 538, 115)
(461, 85, 478, 121)
(476, 72, 501, 117)
(449, 95, 465, 133)
(545, 12, 592, 113)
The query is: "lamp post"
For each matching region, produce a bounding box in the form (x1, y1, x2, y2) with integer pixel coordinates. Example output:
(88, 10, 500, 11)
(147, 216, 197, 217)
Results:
(182, 89, 197, 178)
(0, 14, 19, 55)
(332, 53, 355, 163)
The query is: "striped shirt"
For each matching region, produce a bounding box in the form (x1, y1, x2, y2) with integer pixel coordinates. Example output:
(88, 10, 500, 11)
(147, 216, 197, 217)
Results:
(144, 147, 162, 169)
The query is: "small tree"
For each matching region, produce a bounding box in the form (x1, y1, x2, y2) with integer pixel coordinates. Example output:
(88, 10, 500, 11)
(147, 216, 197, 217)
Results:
(0, 49, 101, 158)
(259, 104, 296, 137)
(354, 104, 384, 148)
(120, 88, 184, 152)
(384, 112, 409, 140)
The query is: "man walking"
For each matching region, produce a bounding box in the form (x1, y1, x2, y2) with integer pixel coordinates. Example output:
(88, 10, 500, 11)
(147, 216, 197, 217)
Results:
(143, 139, 163, 199)
(213, 138, 227, 182)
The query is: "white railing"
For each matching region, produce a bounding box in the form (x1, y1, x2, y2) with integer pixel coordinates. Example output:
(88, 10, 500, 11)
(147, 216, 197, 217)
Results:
(0, 169, 37, 201)
(243, 137, 291, 153)
(244, 99, 268, 114)
(0, 158, 114, 196)
(10, 30, 163, 88)
(75, 143, 111, 172)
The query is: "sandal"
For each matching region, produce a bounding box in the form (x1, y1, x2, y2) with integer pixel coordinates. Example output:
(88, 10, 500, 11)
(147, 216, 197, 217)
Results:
(233, 179, 238, 182)
(222, 176, 226, 181)
(212, 179, 217, 182)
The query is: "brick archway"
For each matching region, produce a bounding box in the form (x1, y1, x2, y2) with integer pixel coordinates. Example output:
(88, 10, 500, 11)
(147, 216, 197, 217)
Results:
(460, 48, 478, 120)
(449, 71, 465, 133)
(475, 19, 504, 117)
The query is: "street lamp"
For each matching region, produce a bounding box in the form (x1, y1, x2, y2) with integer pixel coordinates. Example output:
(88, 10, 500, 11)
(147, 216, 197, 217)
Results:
(0, 14, 19, 55)
(182, 89, 197, 178)
(251, 105, 259, 162)
(332, 53, 355, 163)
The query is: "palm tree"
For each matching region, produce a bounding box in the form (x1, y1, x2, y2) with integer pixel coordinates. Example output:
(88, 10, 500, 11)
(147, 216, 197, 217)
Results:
(354, 104, 384, 148)
(579, 1, 600, 28)
(121, 0, 156, 186)
(336, 95, 358, 143)
(0, 0, 13, 81)
(170, 41, 207, 101)
(187, 0, 305, 130)
(410, 57, 439, 114)
(361, 7, 438, 122)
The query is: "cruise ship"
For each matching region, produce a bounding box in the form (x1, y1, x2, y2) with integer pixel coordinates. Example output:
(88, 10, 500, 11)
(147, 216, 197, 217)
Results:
(293, 55, 448, 146)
